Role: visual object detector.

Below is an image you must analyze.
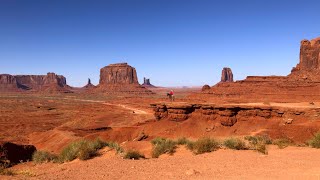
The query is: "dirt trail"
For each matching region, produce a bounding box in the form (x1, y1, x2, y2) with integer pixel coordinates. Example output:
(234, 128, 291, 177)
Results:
(4, 146, 320, 180)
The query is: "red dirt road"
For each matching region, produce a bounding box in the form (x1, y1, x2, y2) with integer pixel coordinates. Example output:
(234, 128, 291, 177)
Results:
(4, 145, 320, 180)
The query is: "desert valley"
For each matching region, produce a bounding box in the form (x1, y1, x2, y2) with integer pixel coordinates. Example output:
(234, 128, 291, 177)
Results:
(1, 37, 320, 179)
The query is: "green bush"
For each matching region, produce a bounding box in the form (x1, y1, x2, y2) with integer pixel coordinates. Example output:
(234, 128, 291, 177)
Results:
(224, 138, 247, 150)
(245, 135, 272, 145)
(273, 138, 292, 149)
(176, 137, 191, 145)
(32, 151, 58, 164)
(151, 138, 177, 158)
(190, 137, 219, 155)
(308, 132, 320, 148)
(245, 135, 270, 154)
(124, 150, 145, 160)
(108, 142, 124, 154)
(59, 138, 108, 162)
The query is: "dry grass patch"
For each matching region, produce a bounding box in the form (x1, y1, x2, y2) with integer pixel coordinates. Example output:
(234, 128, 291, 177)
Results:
(151, 137, 177, 158)
(187, 137, 219, 155)
(224, 138, 247, 150)
(273, 138, 293, 149)
(308, 132, 320, 148)
(124, 150, 145, 160)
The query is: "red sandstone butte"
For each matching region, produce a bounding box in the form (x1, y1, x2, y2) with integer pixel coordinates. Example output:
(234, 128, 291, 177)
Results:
(221, 67, 234, 82)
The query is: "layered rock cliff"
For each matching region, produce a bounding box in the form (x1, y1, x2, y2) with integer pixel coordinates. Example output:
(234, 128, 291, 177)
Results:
(97, 63, 153, 94)
(0, 73, 71, 93)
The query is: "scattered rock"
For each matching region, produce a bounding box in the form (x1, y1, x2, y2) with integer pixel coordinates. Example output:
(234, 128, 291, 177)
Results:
(185, 169, 200, 176)
(285, 118, 294, 124)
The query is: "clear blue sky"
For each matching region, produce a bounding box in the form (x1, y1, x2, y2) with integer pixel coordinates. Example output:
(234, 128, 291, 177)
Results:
(0, 0, 319, 87)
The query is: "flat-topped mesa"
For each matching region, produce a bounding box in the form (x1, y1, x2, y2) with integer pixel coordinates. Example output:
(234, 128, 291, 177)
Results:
(0, 72, 71, 93)
(99, 63, 139, 86)
(97, 63, 154, 94)
(221, 67, 234, 82)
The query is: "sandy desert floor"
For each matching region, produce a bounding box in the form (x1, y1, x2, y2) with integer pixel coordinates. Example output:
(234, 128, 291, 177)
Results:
(2, 145, 320, 180)
(1, 89, 320, 179)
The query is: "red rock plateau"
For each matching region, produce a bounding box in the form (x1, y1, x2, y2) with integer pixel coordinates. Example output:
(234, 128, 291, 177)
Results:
(0, 72, 71, 93)
(95, 63, 153, 94)
(197, 37, 320, 103)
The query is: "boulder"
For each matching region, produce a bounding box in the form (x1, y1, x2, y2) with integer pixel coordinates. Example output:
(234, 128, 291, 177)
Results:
(0, 142, 36, 165)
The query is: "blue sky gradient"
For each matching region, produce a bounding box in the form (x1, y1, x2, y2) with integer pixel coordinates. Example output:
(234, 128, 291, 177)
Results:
(0, 0, 319, 87)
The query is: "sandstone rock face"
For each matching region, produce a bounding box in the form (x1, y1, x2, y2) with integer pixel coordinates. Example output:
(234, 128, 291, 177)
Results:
(221, 67, 234, 82)
(97, 63, 153, 94)
(0, 141, 36, 165)
(142, 77, 156, 88)
(290, 37, 320, 80)
(151, 103, 287, 126)
(0, 74, 18, 91)
(99, 63, 139, 86)
(0, 73, 70, 93)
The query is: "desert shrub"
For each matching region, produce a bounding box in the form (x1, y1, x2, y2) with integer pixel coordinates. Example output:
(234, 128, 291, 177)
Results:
(256, 143, 268, 155)
(176, 137, 192, 145)
(151, 138, 177, 158)
(308, 132, 320, 148)
(245, 135, 272, 145)
(190, 137, 219, 155)
(273, 138, 293, 149)
(245, 135, 270, 154)
(107, 142, 124, 154)
(124, 150, 145, 160)
(32, 151, 58, 164)
(59, 138, 108, 162)
(224, 138, 247, 150)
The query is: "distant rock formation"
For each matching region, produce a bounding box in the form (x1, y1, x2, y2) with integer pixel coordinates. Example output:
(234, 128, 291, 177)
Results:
(193, 37, 320, 103)
(99, 63, 139, 86)
(142, 77, 156, 88)
(290, 37, 320, 81)
(221, 67, 234, 82)
(83, 78, 95, 89)
(0, 72, 71, 93)
(202, 84, 211, 91)
(97, 63, 153, 94)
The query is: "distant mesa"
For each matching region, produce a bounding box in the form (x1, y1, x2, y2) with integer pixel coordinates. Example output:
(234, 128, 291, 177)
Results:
(142, 77, 156, 88)
(96, 62, 154, 94)
(196, 37, 320, 102)
(0, 72, 72, 93)
(221, 67, 234, 82)
(83, 78, 95, 89)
